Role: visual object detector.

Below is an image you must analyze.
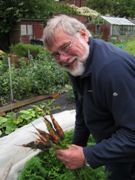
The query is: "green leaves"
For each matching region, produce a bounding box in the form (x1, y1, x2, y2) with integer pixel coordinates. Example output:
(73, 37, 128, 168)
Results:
(87, 0, 135, 17)
(0, 112, 17, 134)
(0, 47, 69, 105)
(0, 0, 76, 34)
(5, 119, 17, 135)
(0, 116, 7, 126)
(0, 100, 55, 137)
(19, 109, 36, 121)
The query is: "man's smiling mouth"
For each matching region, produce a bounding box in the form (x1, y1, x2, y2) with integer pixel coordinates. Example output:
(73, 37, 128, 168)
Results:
(62, 57, 77, 68)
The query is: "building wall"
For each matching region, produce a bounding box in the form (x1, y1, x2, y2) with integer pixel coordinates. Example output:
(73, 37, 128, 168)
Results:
(33, 22, 44, 39)
(10, 20, 44, 45)
(10, 15, 89, 45)
(71, 14, 88, 24)
(87, 23, 111, 41)
(100, 24, 111, 41)
(20, 20, 44, 43)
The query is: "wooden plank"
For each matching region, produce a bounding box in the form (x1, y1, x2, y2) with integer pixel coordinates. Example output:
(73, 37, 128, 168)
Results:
(0, 93, 59, 114)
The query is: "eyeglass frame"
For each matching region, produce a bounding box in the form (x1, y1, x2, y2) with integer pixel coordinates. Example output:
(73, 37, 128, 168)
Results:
(51, 37, 75, 59)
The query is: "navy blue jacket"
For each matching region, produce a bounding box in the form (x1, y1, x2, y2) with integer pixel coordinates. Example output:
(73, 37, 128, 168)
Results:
(70, 38, 135, 168)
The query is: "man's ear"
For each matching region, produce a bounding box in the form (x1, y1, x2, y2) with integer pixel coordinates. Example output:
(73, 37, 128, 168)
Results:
(79, 29, 89, 42)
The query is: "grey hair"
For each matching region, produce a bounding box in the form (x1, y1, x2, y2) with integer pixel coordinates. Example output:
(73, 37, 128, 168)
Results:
(43, 14, 90, 47)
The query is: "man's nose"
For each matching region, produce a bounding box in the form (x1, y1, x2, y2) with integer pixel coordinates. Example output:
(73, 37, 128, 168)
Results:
(57, 53, 70, 64)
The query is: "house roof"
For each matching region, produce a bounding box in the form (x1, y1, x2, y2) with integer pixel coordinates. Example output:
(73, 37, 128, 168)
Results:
(101, 16, 135, 25)
(129, 18, 135, 24)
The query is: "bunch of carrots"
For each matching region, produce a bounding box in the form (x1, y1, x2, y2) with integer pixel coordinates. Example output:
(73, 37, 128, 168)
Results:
(22, 114, 64, 151)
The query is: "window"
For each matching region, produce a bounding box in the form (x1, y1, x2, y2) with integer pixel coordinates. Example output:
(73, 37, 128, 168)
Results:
(21, 25, 26, 35)
(21, 24, 33, 36)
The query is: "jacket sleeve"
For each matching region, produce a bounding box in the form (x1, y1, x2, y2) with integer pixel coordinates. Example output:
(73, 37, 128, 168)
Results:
(83, 60, 135, 168)
(69, 76, 90, 146)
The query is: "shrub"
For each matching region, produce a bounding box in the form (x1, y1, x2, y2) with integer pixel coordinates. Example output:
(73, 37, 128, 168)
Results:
(10, 43, 44, 58)
(0, 50, 69, 105)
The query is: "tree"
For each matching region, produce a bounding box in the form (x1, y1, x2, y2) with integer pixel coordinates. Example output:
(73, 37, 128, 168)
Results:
(111, 0, 135, 17)
(86, 0, 135, 17)
(0, 0, 53, 50)
(86, 0, 113, 15)
(0, 0, 77, 50)
(0, 0, 76, 35)
(0, 0, 50, 34)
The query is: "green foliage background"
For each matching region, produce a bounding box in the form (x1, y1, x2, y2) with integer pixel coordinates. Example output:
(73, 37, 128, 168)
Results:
(0, 44, 69, 105)
(0, 0, 76, 34)
(86, 0, 135, 17)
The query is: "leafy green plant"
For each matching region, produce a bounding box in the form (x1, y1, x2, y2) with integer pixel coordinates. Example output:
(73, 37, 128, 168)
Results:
(0, 50, 7, 60)
(10, 43, 44, 58)
(18, 131, 106, 180)
(0, 50, 69, 105)
(0, 100, 58, 137)
(50, 2, 77, 16)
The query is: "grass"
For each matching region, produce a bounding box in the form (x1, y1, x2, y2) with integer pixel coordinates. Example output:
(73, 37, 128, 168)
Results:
(115, 38, 135, 56)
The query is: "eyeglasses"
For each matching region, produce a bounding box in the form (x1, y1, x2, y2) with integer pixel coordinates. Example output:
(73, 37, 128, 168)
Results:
(51, 40, 73, 59)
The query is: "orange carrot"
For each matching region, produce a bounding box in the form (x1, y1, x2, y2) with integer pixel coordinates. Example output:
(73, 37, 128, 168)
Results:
(44, 116, 60, 144)
(50, 114, 64, 139)
(31, 123, 50, 141)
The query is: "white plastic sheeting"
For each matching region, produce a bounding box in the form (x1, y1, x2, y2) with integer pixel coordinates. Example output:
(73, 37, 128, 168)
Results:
(0, 110, 76, 180)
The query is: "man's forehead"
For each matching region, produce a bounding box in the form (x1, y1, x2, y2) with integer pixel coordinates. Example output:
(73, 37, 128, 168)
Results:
(49, 31, 72, 49)
(53, 29, 72, 40)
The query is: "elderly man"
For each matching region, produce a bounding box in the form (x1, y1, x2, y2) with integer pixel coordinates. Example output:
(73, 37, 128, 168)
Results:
(43, 14, 135, 180)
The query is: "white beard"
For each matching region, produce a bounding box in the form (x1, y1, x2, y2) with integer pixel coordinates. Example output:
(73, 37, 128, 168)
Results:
(65, 61, 85, 76)
(65, 39, 89, 77)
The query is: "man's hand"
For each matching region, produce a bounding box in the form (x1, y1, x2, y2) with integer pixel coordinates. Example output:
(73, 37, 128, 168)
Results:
(56, 144, 85, 169)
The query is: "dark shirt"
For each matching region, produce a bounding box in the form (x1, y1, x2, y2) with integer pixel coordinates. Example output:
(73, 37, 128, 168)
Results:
(70, 38, 135, 168)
